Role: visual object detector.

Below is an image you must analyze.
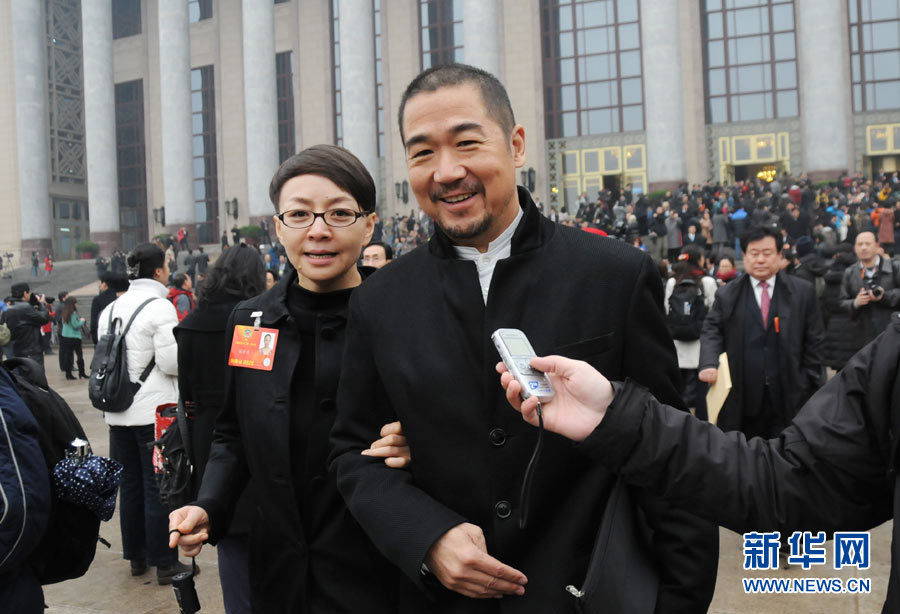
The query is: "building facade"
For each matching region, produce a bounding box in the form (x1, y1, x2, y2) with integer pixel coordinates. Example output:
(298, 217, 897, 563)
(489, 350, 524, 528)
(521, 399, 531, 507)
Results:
(0, 0, 898, 259)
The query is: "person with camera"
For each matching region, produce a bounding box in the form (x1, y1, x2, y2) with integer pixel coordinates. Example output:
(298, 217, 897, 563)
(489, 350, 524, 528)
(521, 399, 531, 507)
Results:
(840, 230, 900, 347)
(2, 282, 51, 369)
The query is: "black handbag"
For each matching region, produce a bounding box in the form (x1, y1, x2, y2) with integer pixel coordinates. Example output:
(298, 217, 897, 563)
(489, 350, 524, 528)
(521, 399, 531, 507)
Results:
(149, 400, 194, 511)
(566, 478, 660, 614)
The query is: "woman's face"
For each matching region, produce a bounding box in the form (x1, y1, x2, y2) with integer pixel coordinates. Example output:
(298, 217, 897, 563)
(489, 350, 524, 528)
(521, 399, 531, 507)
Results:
(274, 174, 374, 293)
(718, 258, 735, 274)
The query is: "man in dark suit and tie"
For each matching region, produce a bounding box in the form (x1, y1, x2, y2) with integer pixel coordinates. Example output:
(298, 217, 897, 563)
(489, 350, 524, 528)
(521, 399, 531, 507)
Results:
(699, 225, 825, 438)
(684, 223, 707, 250)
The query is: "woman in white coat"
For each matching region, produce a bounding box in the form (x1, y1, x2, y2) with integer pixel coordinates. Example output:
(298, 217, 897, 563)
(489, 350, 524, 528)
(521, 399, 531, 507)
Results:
(663, 245, 718, 421)
(97, 243, 189, 584)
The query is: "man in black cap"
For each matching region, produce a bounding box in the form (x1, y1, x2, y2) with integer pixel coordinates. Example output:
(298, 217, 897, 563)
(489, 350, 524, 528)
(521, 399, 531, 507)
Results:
(2, 282, 51, 368)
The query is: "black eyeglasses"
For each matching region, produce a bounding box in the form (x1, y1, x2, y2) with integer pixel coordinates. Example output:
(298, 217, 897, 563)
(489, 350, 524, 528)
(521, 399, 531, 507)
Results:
(276, 208, 368, 229)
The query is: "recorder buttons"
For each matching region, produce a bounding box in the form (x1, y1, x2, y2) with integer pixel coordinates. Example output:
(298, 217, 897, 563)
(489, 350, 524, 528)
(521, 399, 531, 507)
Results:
(494, 500, 512, 519)
(489, 428, 507, 446)
(516, 360, 534, 374)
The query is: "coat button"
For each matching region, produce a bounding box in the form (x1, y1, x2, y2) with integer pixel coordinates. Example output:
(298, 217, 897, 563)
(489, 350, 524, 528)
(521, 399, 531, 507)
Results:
(495, 500, 512, 519)
(321, 327, 336, 340)
(489, 428, 507, 446)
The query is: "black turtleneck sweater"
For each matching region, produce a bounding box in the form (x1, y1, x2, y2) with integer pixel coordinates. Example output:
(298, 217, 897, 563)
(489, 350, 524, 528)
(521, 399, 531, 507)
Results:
(285, 282, 354, 533)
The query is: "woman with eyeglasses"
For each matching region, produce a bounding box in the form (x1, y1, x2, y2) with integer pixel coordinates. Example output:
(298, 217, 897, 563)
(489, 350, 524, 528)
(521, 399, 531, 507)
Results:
(168, 145, 407, 614)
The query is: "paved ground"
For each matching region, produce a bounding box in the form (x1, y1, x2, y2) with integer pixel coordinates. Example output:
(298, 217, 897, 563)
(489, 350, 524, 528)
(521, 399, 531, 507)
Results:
(30, 259, 890, 613)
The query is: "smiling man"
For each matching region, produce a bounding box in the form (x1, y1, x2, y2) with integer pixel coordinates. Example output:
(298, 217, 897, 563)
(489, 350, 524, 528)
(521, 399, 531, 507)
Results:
(699, 225, 825, 439)
(331, 64, 718, 613)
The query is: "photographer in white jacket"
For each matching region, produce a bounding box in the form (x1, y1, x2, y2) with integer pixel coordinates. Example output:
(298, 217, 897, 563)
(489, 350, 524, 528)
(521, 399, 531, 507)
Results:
(97, 243, 190, 584)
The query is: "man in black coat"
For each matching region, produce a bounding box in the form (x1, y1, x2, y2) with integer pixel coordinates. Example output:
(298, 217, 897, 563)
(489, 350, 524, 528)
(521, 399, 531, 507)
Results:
(840, 231, 900, 346)
(89, 272, 128, 345)
(497, 314, 900, 614)
(2, 283, 50, 368)
(699, 226, 825, 438)
(330, 63, 718, 613)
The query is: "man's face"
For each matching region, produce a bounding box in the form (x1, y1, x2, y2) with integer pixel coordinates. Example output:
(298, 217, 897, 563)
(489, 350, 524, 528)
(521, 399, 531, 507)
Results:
(744, 236, 781, 281)
(854, 232, 877, 263)
(362, 244, 389, 268)
(183, 276, 192, 291)
(402, 83, 526, 250)
(274, 174, 374, 292)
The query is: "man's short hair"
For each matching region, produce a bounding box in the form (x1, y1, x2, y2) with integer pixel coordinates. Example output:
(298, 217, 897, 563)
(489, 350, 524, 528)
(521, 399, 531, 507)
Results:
(741, 225, 783, 253)
(398, 63, 516, 144)
(269, 144, 376, 214)
(173, 273, 189, 289)
(57, 290, 69, 301)
(365, 241, 393, 261)
(107, 273, 130, 293)
(10, 282, 29, 299)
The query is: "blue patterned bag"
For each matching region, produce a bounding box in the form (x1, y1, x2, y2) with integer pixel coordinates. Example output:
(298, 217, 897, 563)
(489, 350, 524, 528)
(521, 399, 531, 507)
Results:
(52, 443, 123, 522)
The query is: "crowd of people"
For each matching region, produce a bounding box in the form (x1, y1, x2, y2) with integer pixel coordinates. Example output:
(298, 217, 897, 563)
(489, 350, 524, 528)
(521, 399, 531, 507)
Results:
(4, 61, 900, 613)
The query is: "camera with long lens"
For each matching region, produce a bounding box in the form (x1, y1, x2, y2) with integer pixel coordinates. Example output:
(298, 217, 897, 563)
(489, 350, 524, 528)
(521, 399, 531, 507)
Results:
(172, 559, 201, 614)
(863, 276, 885, 299)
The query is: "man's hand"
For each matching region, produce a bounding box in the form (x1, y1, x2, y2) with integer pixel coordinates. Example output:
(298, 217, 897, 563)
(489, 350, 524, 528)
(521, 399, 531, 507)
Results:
(361, 421, 411, 468)
(854, 287, 872, 308)
(168, 505, 210, 557)
(698, 368, 718, 384)
(425, 523, 527, 599)
(496, 355, 615, 442)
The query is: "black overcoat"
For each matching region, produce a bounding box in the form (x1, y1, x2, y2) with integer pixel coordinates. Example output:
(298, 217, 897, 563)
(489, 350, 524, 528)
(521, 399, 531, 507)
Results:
(699, 272, 825, 432)
(331, 189, 719, 613)
(174, 294, 258, 537)
(195, 270, 395, 614)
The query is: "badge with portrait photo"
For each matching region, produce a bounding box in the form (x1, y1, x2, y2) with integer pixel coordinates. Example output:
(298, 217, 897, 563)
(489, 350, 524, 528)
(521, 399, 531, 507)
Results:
(228, 325, 279, 371)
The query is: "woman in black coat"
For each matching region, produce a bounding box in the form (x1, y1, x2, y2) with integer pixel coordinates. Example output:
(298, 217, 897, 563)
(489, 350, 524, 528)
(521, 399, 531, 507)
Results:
(820, 250, 861, 370)
(173, 244, 266, 614)
(168, 145, 407, 614)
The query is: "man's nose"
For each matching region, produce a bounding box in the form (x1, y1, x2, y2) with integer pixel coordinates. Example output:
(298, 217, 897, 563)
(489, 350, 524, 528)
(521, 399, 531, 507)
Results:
(433, 151, 466, 184)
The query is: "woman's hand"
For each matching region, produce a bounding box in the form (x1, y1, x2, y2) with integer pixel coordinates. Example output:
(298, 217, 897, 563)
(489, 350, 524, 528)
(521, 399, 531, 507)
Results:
(362, 421, 411, 468)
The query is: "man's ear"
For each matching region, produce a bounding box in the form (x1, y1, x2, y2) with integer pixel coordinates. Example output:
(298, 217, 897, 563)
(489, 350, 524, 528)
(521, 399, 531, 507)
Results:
(510, 124, 526, 168)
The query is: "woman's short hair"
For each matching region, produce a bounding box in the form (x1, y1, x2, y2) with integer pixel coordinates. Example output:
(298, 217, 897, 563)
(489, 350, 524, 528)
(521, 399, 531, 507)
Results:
(268, 144, 376, 214)
(127, 243, 165, 280)
(196, 244, 266, 304)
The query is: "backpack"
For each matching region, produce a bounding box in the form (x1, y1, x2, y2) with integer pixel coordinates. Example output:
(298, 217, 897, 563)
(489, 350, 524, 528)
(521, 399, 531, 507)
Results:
(2, 357, 105, 584)
(666, 278, 709, 341)
(89, 297, 160, 413)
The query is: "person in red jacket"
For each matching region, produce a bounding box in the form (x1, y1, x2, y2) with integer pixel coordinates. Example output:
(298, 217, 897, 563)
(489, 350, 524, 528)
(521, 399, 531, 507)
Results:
(166, 273, 194, 321)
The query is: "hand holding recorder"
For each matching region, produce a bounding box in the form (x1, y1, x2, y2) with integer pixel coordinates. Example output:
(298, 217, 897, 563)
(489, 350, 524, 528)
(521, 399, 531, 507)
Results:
(496, 354, 616, 442)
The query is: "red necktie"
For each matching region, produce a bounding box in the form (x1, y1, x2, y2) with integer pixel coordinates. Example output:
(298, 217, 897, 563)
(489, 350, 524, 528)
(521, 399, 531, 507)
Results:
(760, 281, 770, 328)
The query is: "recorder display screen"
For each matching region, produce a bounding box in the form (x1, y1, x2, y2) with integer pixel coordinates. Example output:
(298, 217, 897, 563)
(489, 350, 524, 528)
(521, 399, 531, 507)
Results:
(505, 338, 532, 356)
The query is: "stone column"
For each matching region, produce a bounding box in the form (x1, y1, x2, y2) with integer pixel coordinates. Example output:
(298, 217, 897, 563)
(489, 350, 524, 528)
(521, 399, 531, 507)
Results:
(463, 0, 501, 78)
(157, 0, 195, 231)
(242, 0, 279, 218)
(640, 0, 686, 190)
(796, 0, 851, 180)
(338, 0, 379, 184)
(11, 1, 53, 255)
(82, 0, 121, 254)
